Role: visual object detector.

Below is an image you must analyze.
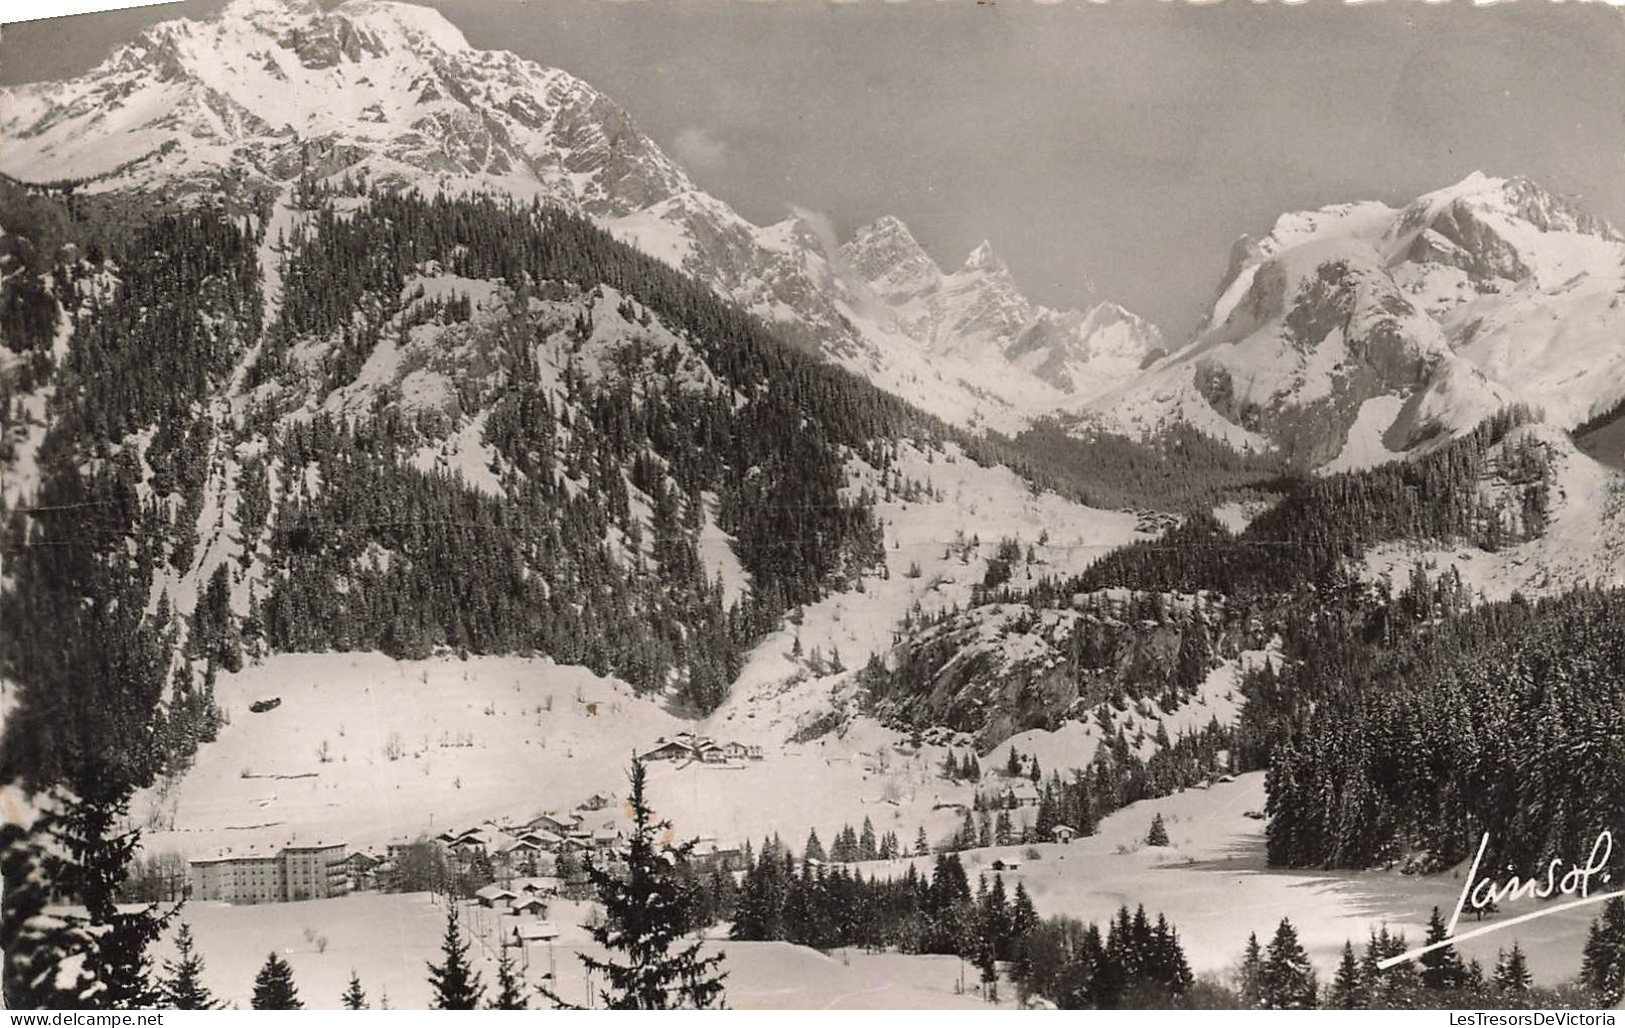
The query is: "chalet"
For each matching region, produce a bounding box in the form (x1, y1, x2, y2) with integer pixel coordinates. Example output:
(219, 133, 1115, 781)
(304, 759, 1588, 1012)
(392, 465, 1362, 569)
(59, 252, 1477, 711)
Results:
(522, 829, 562, 851)
(592, 825, 622, 848)
(1050, 825, 1078, 845)
(512, 922, 560, 945)
(639, 738, 694, 762)
(503, 831, 559, 856)
(515, 877, 560, 897)
(990, 859, 1022, 872)
(338, 852, 382, 891)
(475, 884, 519, 908)
(452, 833, 496, 859)
(1006, 781, 1040, 808)
(510, 896, 549, 918)
(693, 741, 727, 764)
(386, 836, 420, 861)
(578, 793, 614, 811)
(528, 812, 579, 836)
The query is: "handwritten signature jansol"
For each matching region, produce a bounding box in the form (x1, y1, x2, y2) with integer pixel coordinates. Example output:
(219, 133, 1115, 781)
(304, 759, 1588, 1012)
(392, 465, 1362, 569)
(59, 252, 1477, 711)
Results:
(1379, 830, 1620, 969)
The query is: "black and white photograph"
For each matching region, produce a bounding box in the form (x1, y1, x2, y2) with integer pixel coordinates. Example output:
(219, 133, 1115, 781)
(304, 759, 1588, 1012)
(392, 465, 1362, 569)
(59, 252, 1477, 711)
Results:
(1, 0, 1623, 1014)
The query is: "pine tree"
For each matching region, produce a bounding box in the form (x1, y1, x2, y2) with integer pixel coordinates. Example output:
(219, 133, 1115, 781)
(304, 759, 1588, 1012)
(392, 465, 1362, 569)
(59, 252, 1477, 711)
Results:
(1259, 918, 1316, 1009)
(426, 903, 485, 1009)
(53, 789, 177, 1009)
(1237, 932, 1263, 1008)
(995, 809, 1013, 846)
(252, 952, 302, 1010)
(342, 971, 368, 1009)
(565, 760, 728, 1009)
(1146, 813, 1170, 847)
(1329, 941, 1361, 1009)
(803, 829, 825, 864)
(1362, 925, 1418, 1008)
(158, 924, 219, 1009)
(1582, 897, 1625, 1005)
(1493, 942, 1531, 996)
(915, 826, 930, 856)
(1, 814, 99, 1008)
(1419, 906, 1467, 991)
(490, 949, 527, 1010)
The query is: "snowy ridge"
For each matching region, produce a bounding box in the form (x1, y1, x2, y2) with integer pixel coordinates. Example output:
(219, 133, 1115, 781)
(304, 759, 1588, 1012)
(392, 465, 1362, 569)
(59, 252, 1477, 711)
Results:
(0, 0, 1163, 438)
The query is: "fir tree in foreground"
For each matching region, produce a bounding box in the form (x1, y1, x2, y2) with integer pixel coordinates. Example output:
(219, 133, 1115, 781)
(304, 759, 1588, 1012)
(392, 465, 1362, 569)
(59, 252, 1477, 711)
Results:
(158, 924, 219, 1009)
(251, 952, 302, 1010)
(341, 971, 368, 1010)
(1493, 942, 1531, 996)
(426, 903, 485, 1009)
(550, 759, 728, 1009)
(1419, 906, 1469, 991)
(1582, 896, 1625, 1006)
(1236, 932, 1262, 1008)
(1329, 941, 1361, 1009)
(1259, 918, 1316, 1009)
(490, 950, 527, 1010)
(1, 813, 99, 1008)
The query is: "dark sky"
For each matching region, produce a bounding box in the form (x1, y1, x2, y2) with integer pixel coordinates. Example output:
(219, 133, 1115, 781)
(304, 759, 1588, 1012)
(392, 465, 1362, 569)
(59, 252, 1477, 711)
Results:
(5, 0, 1623, 341)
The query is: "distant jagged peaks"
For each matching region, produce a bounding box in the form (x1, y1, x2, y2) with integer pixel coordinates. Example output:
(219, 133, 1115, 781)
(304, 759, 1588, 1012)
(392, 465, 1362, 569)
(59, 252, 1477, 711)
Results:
(837, 214, 1162, 396)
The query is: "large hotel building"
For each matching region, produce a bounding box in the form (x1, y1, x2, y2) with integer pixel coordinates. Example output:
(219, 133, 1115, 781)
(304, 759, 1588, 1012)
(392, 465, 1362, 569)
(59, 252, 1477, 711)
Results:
(188, 842, 348, 904)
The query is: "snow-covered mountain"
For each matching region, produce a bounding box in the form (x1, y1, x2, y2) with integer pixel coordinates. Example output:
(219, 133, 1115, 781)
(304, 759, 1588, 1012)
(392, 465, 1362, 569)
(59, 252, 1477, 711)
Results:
(1089, 172, 1625, 468)
(0, 0, 1159, 435)
(839, 217, 1165, 402)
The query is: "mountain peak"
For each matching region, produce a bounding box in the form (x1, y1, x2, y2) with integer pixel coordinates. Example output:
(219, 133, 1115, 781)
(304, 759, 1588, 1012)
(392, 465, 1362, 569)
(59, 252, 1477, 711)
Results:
(841, 216, 942, 299)
(331, 0, 473, 52)
(215, 0, 322, 22)
(963, 240, 1003, 273)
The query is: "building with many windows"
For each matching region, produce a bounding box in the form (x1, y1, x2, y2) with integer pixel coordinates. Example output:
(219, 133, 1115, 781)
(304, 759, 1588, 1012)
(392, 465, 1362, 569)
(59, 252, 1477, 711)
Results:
(189, 842, 348, 904)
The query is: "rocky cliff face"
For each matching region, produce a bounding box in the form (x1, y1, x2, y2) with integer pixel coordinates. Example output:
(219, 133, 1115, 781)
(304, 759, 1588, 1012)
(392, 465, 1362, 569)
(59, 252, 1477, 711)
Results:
(1090, 173, 1625, 469)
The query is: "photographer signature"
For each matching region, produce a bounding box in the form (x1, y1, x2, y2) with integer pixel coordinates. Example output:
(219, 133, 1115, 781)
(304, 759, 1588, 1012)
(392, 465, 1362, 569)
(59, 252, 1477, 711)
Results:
(1378, 830, 1620, 969)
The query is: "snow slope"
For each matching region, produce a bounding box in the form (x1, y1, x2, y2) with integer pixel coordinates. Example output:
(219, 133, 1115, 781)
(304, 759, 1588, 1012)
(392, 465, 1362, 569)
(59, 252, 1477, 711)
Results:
(138, 653, 683, 858)
(850, 772, 1593, 989)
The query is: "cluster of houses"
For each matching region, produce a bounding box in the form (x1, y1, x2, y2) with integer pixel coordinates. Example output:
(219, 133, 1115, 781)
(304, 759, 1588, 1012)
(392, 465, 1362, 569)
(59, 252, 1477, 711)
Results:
(637, 731, 763, 764)
(405, 809, 628, 872)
